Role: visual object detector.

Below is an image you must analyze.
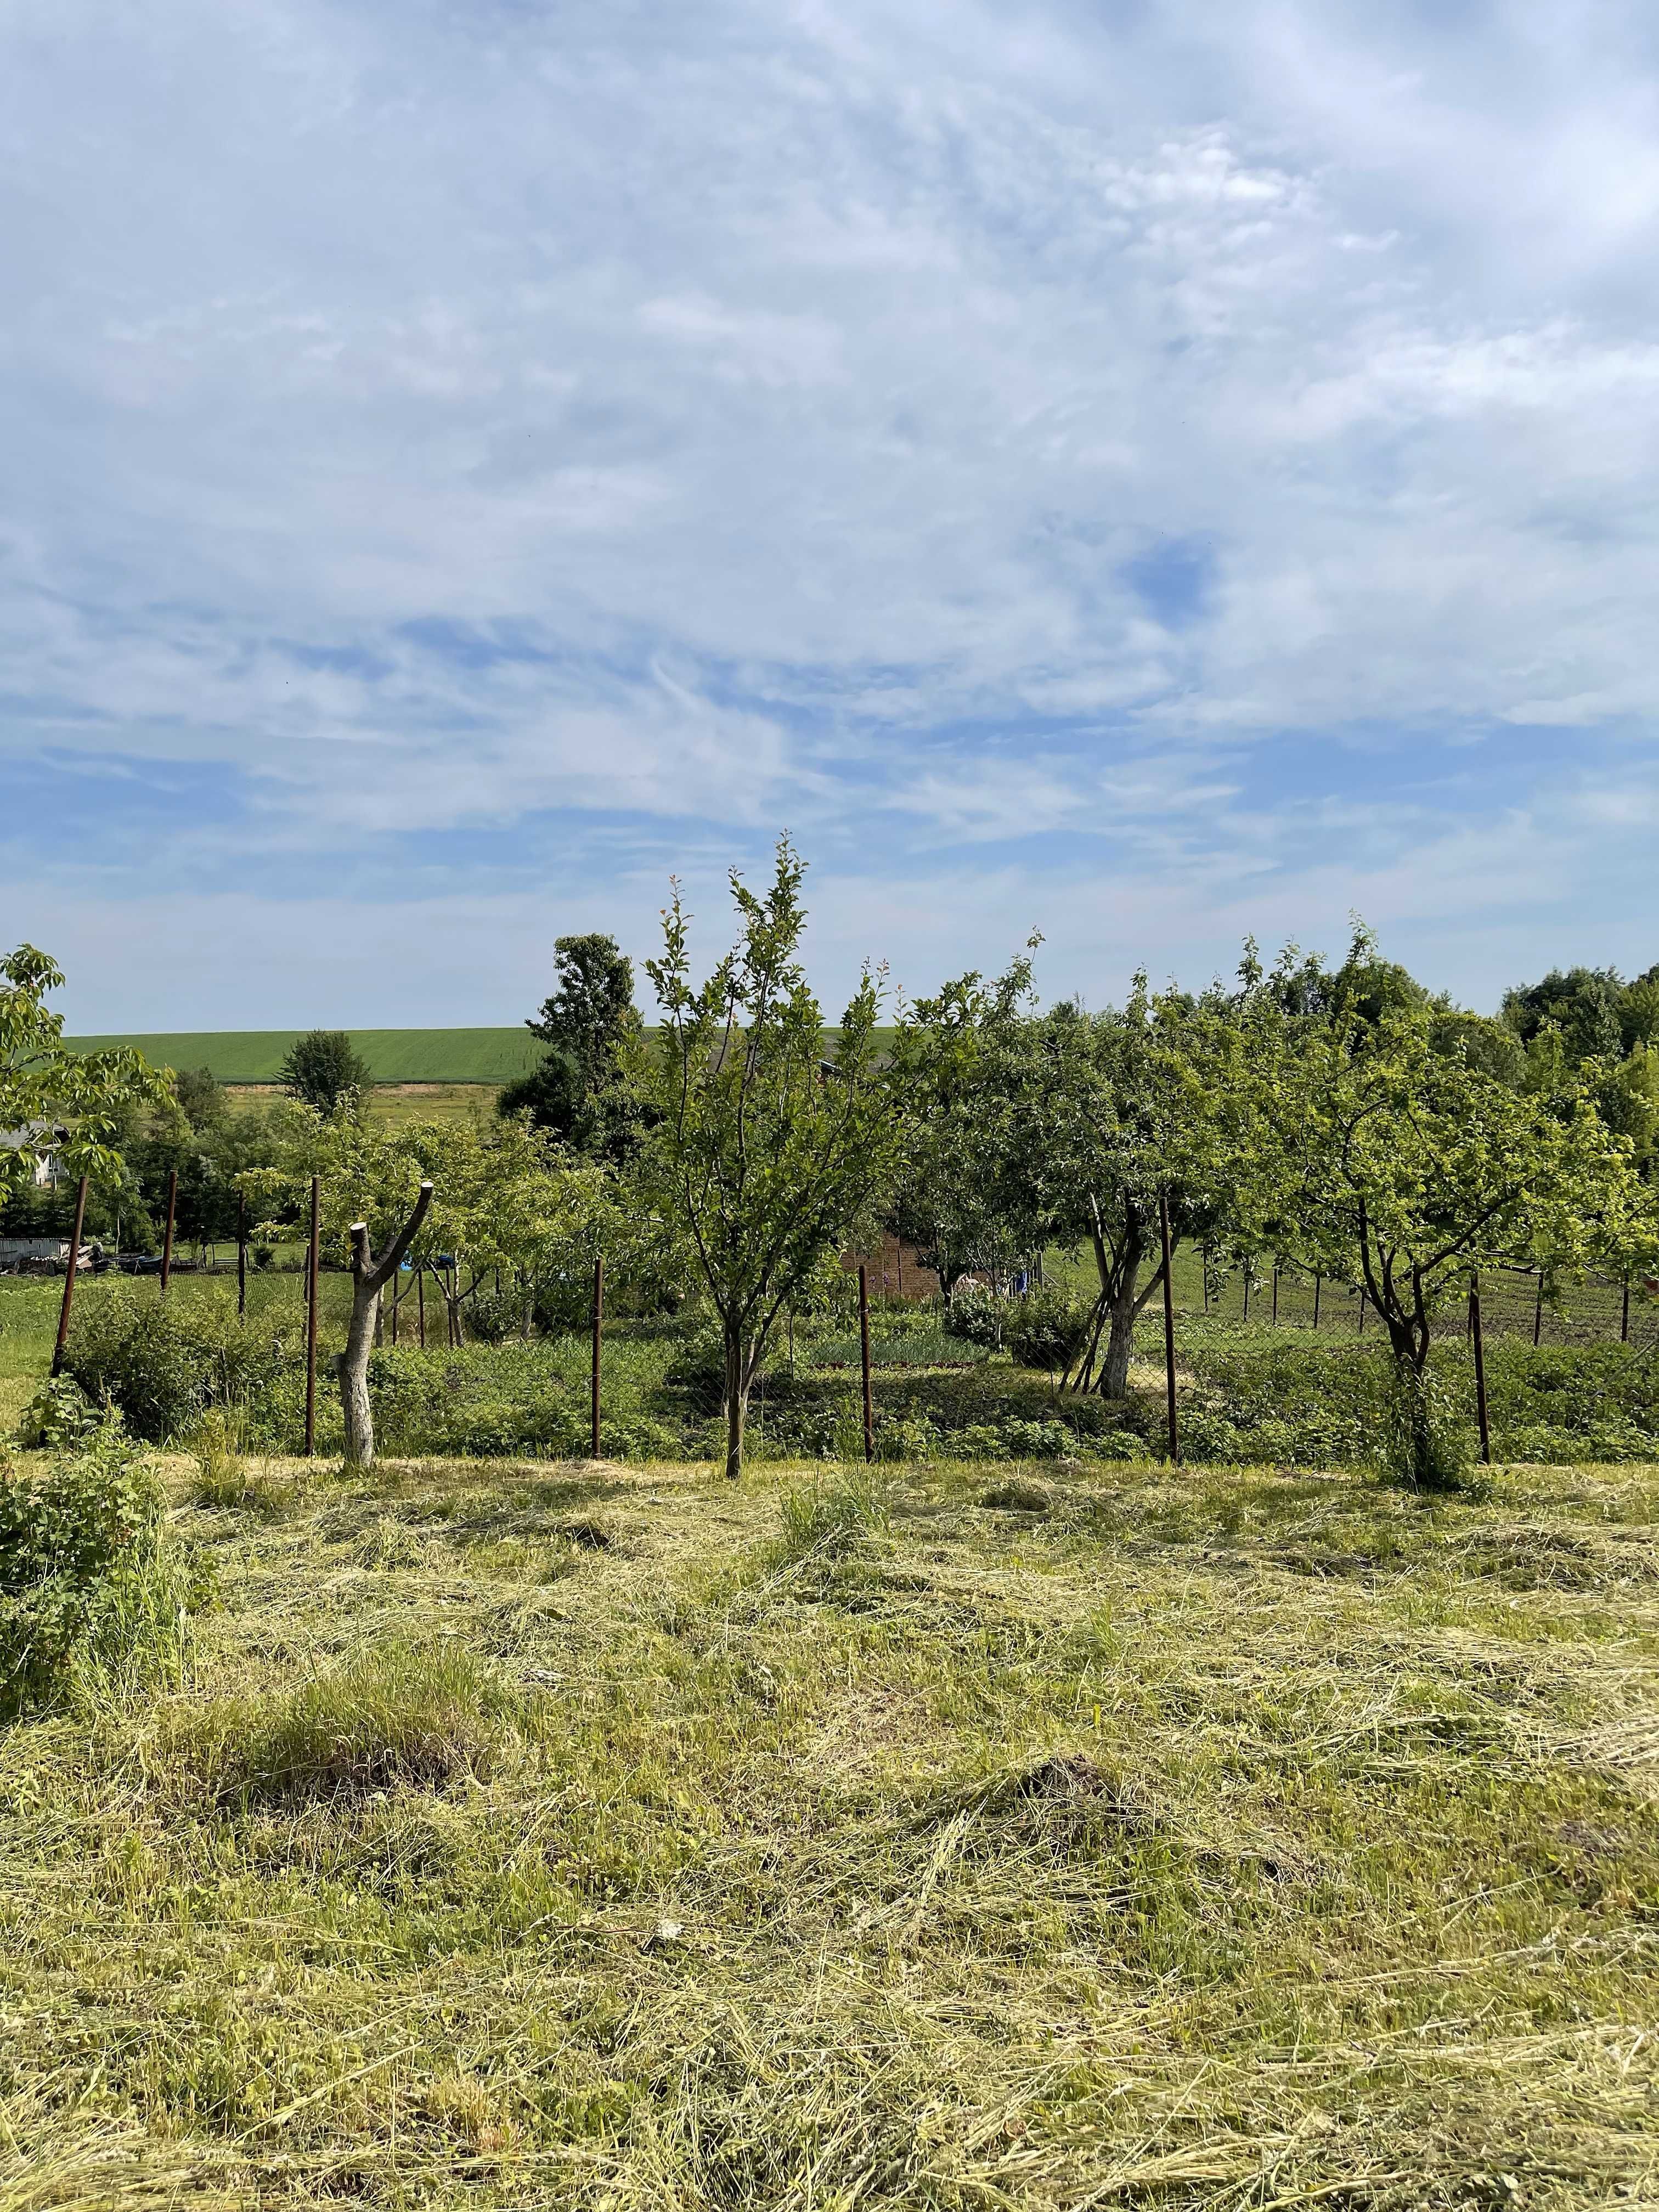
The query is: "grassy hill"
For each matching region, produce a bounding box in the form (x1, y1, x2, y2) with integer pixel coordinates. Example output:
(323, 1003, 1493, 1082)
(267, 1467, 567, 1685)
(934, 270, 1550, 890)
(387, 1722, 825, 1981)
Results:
(63, 1029, 544, 1085)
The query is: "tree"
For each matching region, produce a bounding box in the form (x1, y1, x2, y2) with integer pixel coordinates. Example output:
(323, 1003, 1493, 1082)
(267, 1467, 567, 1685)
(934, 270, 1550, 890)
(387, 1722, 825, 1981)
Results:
(1018, 990, 1181, 1398)
(246, 1106, 608, 1464)
(341, 1185, 433, 1465)
(173, 1065, 230, 1134)
(1260, 992, 1656, 1482)
(1502, 967, 1626, 1066)
(637, 840, 905, 1479)
(889, 958, 1040, 1304)
(0, 945, 167, 1204)
(500, 934, 644, 1160)
(278, 1031, 373, 1114)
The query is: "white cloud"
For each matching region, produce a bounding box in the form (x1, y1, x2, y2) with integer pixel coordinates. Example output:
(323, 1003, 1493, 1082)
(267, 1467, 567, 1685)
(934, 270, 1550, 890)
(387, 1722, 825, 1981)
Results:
(2, 0, 1657, 1017)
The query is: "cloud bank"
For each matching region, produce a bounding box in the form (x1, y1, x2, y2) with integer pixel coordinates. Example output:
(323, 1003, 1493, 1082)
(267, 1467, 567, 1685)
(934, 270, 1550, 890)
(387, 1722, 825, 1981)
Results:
(3, 0, 1656, 1024)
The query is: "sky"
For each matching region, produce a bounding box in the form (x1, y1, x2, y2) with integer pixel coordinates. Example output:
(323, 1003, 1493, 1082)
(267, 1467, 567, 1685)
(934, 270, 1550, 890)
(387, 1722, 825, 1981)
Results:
(4, 0, 1657, 1030)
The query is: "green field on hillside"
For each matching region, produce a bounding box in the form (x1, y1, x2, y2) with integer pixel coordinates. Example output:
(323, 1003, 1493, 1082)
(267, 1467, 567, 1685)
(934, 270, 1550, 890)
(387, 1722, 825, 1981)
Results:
(64, 1030, 545, 1085)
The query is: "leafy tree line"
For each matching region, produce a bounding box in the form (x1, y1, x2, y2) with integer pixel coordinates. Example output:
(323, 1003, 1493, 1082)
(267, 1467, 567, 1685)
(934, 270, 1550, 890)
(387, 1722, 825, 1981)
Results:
(8, 861, 1659, 1484)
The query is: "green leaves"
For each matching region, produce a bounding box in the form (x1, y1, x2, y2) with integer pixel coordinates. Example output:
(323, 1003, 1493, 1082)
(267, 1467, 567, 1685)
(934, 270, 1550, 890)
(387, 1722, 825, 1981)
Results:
(0, 944, 168, 1200)
(636, 838, 905, 1472)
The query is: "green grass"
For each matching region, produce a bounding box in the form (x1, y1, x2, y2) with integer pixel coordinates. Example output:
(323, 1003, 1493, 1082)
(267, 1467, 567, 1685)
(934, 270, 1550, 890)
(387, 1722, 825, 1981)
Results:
(1, 1444, 1655, 2205)
(63, 1030, 546, 1084)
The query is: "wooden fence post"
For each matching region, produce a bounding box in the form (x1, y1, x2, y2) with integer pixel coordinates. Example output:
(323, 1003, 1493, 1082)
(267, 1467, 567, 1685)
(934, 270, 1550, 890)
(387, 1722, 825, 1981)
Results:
(1159, 1190, 1180, 1466)
(50, 1173, 89, 1377)
(1470, 1271, 1491, 1465)
(417, 1263, 426, 1350)
(1312, 1272, 1321, 1330)
(160, 1169, 177, 1295)
(1271, 1266, 1279, 1326)
(1623, 1272, 1631, 1345)
(303, 1175, 320, 1457)
(1533, 1271, 1544, 1347)
(1242, 1264, 1251, 1323)
(859, 1263, 874, 1464)
(590, 1255, 603, 1459)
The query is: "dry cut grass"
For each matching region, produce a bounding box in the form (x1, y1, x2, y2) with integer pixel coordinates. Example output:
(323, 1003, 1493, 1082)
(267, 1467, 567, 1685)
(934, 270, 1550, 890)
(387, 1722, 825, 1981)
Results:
(0, 1449, 1656, 2209)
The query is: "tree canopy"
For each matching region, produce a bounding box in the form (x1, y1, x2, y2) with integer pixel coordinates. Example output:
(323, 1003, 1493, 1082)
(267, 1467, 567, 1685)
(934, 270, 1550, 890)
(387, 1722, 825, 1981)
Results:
(278, 1030, 373, 1115)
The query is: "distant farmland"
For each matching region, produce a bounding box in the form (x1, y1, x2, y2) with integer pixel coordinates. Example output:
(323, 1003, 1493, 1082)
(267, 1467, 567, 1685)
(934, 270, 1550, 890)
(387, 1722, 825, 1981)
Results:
(62, 1029, 544, 1085)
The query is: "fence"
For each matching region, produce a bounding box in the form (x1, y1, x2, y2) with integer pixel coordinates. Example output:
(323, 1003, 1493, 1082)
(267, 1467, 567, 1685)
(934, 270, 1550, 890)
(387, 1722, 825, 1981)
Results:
(1198, 1257, 1656, 1352)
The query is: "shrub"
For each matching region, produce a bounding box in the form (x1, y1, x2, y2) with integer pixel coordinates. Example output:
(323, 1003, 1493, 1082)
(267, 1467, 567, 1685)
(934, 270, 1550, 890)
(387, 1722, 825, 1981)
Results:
(1005, 1290, 1094, 1376)
(945, 1418, 1080, 1461)
(0, 1415, 202, 1715)
(15, 1374, 103, 1450)
(60, 1285, 292, 1443)
(873, 1414, 943, 1462)
(460, 1284, 531, 1345)
(944, 1288, 1007, 1350)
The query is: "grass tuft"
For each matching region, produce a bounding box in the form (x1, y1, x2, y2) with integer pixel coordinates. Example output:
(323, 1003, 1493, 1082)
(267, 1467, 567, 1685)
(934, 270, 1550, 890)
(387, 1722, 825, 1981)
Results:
(170, 1639, 518, 1804)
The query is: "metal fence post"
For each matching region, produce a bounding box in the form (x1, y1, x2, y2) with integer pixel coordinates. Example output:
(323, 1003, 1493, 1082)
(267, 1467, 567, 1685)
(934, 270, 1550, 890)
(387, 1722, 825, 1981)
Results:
(50, 1173, 89, 1377)
(859, 1263, 874, 1464)
(1470, 1271, 1492, 1465)
(1159, 1190, 1180, 1466)
(303, 1175, 319, 1457)
(590, 1255, 603, 1459)
(160, 1169, 177, 1295)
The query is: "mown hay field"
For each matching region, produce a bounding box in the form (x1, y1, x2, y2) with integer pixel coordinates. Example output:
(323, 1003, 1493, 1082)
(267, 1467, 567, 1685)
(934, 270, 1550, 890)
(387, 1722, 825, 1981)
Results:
(2, 1431, 1656, 2209)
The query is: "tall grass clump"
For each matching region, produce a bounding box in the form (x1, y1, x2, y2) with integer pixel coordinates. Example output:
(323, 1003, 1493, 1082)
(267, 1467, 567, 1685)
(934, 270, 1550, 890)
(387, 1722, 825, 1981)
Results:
(0, 1413, 201, 1715)
(774, 1468, 892, 1564)
(177, 1640, 518, 1804)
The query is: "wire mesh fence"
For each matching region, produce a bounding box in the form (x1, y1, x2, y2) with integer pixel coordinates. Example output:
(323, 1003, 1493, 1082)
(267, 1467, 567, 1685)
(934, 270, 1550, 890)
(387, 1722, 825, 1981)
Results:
(1196, 1258, 1655, 1352)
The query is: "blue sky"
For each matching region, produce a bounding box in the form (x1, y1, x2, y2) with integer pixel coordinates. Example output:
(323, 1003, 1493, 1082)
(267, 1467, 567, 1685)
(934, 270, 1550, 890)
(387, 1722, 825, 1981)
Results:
(4, 0, 1657, 1029)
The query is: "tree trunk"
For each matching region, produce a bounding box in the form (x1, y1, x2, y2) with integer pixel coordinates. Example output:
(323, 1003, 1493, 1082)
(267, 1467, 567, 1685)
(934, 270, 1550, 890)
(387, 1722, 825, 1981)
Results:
(337, 1183, 434, 1469)
(1098, 1267, 1143, 1399)
(723, 1328, 747, 1480)
(338, 1278, 381, 1466)
(1091, 1204, 1149, 1401)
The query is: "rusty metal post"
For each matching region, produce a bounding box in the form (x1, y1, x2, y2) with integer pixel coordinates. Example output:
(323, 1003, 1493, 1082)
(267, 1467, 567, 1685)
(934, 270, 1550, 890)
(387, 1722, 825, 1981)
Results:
(1622, 1272, 1631, 1345)
(1358, 1285, 1365, 1336)
(1533, 1271, 1544, 1346)
(1312, 1271, 1322, 1330)
(303, 1175, 319, 1457)
(1272, 1266, 1279, 1326)
(1242, 1263, 1250, 1322)
(1470, 1272, 1491, 1465)
(417, 1262, 426, 1349)
(51, 1173, 90, 1377)
(590, 1255, 603, 1459)
(858, 1263, 874, 1463)
(236, 1192, 247, 1319)
(1159, 1189, 1179, 1466)
(160, 1169, 178, 1294)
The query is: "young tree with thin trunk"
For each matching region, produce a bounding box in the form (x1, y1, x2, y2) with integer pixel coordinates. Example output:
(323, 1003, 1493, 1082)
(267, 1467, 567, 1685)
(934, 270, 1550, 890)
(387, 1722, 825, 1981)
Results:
(246, 1104, 607, 1457)
(639, 839, 905, 1479)
(341, 1182, 433, 1465)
